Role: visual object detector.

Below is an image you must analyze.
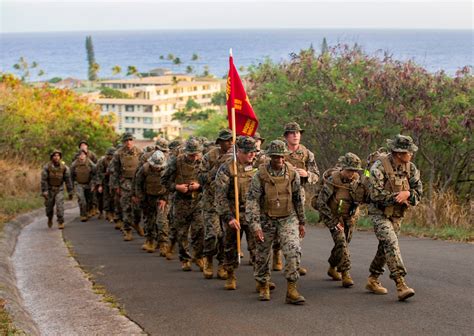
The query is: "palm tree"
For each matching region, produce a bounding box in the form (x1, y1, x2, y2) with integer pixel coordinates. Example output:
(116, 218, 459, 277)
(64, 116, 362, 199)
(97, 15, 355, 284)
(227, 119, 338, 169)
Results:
(186, 65, 193, 74)
(112, 65, 122, 76)
(126, 65, 140, 78)
(191, 53, 199, 61)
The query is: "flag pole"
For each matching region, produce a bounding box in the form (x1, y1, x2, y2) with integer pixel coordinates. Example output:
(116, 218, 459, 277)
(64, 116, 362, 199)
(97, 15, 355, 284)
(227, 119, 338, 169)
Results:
(230, 48, 242, 264)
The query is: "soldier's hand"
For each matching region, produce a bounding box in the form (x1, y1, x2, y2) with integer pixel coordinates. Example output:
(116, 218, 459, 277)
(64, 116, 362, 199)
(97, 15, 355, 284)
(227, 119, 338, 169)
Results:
(255, 229, 264, 242)
(395, 190, 410, 204)
(132, 196, 140, 204)
(189, 182, 200, 191)
(296, 168, 308, 178)
(336, 222, 344, 232)
(158, 200, 167, 211)
(299, 224, 306, 238)
(229, 218, 240, 230)
(98, 185, 103, 193)
(68, 194, 73, 201)
(42, 192, 49, 199)
(176, 184, 189, 193)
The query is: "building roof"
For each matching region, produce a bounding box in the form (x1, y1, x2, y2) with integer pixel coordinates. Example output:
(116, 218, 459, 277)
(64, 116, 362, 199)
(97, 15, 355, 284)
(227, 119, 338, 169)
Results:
(94, 98, 179, 105)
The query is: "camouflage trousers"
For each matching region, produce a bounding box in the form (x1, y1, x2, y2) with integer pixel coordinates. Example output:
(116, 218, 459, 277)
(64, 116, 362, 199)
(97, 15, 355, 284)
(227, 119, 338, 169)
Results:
(254, 214, 301, 283)
(101, 183, 114, 213)
(45, 187, 65, 223)
(111, 183, 122, 222)
(119, 179, 140, 231)
(75, 183, 93, 217)
(325, 217, 354, 272)
(202, 198, 224, 262)
(369, 215, 407, 279)
(223, 216, 255, 272)
(167, 194, 177, 245)
(142, 195, 170, 244)
(174, 195, 204, 262)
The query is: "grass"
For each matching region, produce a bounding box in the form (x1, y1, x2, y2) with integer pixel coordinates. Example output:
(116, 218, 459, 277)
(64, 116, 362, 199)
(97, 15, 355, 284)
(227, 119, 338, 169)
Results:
(0, 298, 24, 336)
(0, 194, 43, 233)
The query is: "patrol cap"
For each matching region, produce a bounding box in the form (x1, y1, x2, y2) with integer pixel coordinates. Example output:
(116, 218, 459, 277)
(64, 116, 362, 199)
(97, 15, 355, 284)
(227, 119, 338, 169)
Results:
(283, 122, 304, 135)
(215, 129, 233, 144)
(148, 150, 166, 169)
(237, 136, 258, 153)
(338, 152, 363, 171)
(121, 132, 135, 142)
(266, 140, 290, 157)
(253, 132, 265, 144)
(155, 137, 169, 152)
(50, 149, 62, 159)
(387, 134, 418, 153)
(184, 138, 203, 154)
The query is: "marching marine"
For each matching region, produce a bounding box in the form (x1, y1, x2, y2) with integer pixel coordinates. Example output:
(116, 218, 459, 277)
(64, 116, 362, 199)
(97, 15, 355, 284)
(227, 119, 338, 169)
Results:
(71, 150, 96, 222)
(95, 147, 116, 221)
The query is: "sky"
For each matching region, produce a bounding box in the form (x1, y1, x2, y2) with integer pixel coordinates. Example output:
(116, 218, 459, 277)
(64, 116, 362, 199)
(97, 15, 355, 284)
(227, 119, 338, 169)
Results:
(1, 0, 473, 33)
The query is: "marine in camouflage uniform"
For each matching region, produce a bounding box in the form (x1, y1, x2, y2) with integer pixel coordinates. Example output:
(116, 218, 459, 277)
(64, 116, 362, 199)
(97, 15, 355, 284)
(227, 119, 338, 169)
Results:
(95, 148, 116, 222)
(315, 153, 368, 288)
(40, 150, 73, 229)
(246, 140, 307, 304)
(366, 135, 422, 301)
(74, 140, 99, 217)
(71, 150, 96, 222)
(108, 144, 124, 229)
(161, 138, 204, 271)
(135, 151, 170, 254)
(271, 122, 320, 275)
(111, 133, 144, 241)
(214, 136, 258, 290)
(199, 129, 233, 280)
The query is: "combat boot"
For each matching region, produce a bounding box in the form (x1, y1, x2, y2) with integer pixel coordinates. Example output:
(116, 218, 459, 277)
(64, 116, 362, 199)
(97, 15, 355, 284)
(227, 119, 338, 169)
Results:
(224, 271, 237, 290)
(285, 281, 305, 305)
(194, 257, 204, 272)
(258, 282, 270, 301)
(181, 260, 192, 271)
(131, 223, 145, 237)
(165, 243, 175, 260)
(57, 222, 65, 230)
(327, 266, 342, 280)
(47, 217, 53, 228)
(395, 277, 415, 301)
(366, 274, 388, 295)
(123, 230, 133, 241)
(106, 211, 113, 222)
(341, 271, 354, 288)
(80, 216, 88, 222)
(256, 281, 276, 292)
(203, 257, 214, 279)
(114, 220, 123, 230)
(217, 264, 228, 280)
(98, 211, 104, 220)
(298, 266, 307, 276)
(147, 241, 157, 253)
(141, 239, 152, 251)
(272, 250, 283, 271)
(159, 243, 168, 257)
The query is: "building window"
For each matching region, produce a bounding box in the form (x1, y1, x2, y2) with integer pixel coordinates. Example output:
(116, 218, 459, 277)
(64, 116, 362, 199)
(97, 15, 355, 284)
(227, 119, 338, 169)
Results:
(144, 106, 152, 112)
(143, 117, 152, 124)
(125, 105, 134, 112)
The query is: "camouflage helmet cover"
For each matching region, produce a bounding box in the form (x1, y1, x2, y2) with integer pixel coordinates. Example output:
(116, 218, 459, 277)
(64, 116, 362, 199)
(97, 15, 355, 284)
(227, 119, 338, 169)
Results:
(215, 129, 233, 144)
(78, 139, 88, 148)
(148, 150, 166, 169)
(155, 137, 169, 152)
(237, 136, 258, 153)
(106, 147, 116, 155)
(338, 152, 363, 171)
(121, 132, 135, 142)
(283, 122, 304, 135)
(387, 134, 418, 153)
(253, 132, 265, 143)
(266, 140, 290, 157)
(50, 149, 62, 159)
(168, 139, 183, 150)
(184, 138, 203, 154)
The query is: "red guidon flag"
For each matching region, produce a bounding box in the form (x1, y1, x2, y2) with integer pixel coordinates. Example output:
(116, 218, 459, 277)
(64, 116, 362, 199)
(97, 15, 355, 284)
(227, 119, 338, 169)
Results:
(226, 53, 258, 136)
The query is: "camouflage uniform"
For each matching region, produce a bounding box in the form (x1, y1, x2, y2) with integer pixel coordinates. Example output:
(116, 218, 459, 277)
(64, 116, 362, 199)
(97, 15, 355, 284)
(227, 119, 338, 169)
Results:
(166, 139, 184, 250)
(40, 150, 73, 226)
(111, 133, 142, 237)
(161, 139, 204, 267)
(215, 137, 258, 275)
(316, 153, 367, 284)
(70, 154, 96, 219)
(246, 141, 306, 300)
(95, 148, 115, 219)
(135, 151, 169, 250)
(367, 135, 422, 300)
(108, 147, 123, 226)
(199, 129, 232, 267)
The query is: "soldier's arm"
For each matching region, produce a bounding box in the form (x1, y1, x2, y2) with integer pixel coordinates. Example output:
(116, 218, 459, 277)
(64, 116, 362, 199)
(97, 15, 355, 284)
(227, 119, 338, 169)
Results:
(305, 150, 320, 185)
(245, 173, 264, 232)
(161, 156, 178, 192)
(214, 165, 233, 222)
(291, 172, 306, 225)
(110, 154, 120, 189)
(40, 165, 49, 193)
(316, 179, 336, 225)
(90, 161, 97, 188)
(134, 167, 146, 200)
(368, 161, 397, 206)
(408, 162, 423, 206)
(64, 166, 73, 193)
(198, 152, 211, 187)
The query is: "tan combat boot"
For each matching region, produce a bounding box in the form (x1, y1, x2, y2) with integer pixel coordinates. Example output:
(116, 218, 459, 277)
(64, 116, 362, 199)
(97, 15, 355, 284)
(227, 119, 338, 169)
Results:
(80, 216, 88, 222)
(181, 260, 192, 272)
(286, 281, 306, 305)
(203, 257, 214, 279)
(327, 266, 342, 280)
(123, 230, 133, 241)
(146, 240, 157, 253)
(114, 220, 123, 230)
(366, 274, 388, 295)
(258, 282, 270, 301)
(395, 277, 415, 301)
(159, 243, 168, 257)
(224, 271, 237, 290)
(341, 271, 354, 288)
(256, 281, 276, 292)
(47, 217, 53, 228)
(105, 211, 113, 222)
(217, 264, 228, 280)
(298, 266, 307, 276)
(272, 250, 283, 271)
(58, 222, 65, 230)
(131, 223, 145, 237)
(165, 243, 175, 260)
(194, 257, 204, 272)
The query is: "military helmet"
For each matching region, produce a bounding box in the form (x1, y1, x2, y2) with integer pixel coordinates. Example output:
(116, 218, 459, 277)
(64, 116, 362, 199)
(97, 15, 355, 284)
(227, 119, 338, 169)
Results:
(197, 136, 208, 145)
(106, 147, 116, 156)
(148, 150, 166, 168)
(121, 132, 134, 142)
(237, 136, 258, 153)
(338, 152, 363, 171)
(155, 137, 169, 152)
(169, 139, 183, 150)
(143, 145, 156, 153)
(253, 132, 265, 144)
(215, 129, 233, 144)
(184, 138, 203, 154)
(50, 149, 62, 159)
(387, 134, 418, 153)
(266, 140, 290, 157)
(78, 139, 88, 148)
(283, 122, 304, 135)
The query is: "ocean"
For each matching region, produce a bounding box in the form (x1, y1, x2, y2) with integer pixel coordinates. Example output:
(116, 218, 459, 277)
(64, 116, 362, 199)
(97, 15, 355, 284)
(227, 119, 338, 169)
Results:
(0, 29, 472, 81)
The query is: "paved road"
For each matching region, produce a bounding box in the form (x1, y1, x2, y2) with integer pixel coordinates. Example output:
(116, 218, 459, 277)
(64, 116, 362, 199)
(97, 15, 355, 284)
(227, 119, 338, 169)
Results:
(64, 213, 473, 336)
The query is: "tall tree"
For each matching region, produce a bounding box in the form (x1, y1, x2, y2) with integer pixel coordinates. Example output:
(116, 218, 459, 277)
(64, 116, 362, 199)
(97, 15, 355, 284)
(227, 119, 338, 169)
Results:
(85, 36, 98, 81)
(111, 65, 122, 76)
(321, 37, 329, 54)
